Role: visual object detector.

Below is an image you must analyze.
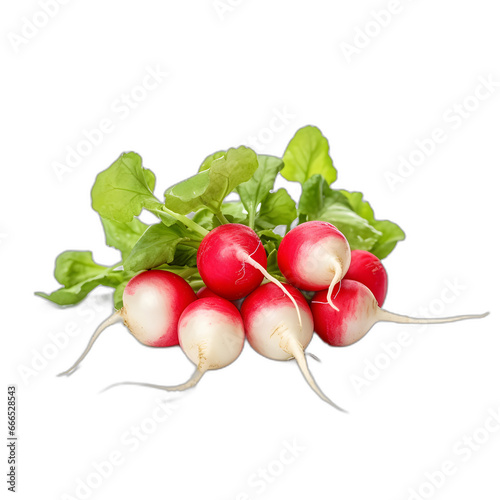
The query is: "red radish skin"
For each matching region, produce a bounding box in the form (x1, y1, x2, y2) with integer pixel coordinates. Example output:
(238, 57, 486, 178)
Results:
(277, 221, 351, 311)
(311, 280, 489, 347)
(197, 224, 267, 300)
(107, 297, 245, 392)
(241, 283, 345, 411)
(58, 270, 196, 376)
(196, 286, 223, 299)
(345, 250, 388, 306)
(198, 223, 303, 325)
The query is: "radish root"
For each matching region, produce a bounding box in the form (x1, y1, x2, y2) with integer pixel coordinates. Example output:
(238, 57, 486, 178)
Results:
(377, 310, 489, 324)
(244, 253, 303, 329)
(103, 368, 205, 393)
(287, 339, 347, 412)
(58, 310, 122, 377)
(326, 258, 343, 312)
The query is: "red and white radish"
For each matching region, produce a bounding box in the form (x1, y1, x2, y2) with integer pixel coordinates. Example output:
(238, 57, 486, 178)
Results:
(311, 279, 489, 347)
(277, 221, 351, 311)
(197, 223, 302, 325)
(344, 249, 388, 306)
(59, 270, 196, 376)
(196, 286, 223, 299)
(241, 283, 345, 411)
(110, 297, 245, 391)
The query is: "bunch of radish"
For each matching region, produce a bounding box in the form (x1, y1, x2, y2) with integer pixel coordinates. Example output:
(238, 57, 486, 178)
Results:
(38, 125, 488, 411)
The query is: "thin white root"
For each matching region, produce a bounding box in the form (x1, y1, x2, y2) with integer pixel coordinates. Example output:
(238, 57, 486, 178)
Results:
(288, 340, 347, 413)
(326, 259, 343, 312)
(58, 310, 122, 377)
(377, 310, 489, 325)
(102, 368, 205, 393)
(245, 254, 303, 329)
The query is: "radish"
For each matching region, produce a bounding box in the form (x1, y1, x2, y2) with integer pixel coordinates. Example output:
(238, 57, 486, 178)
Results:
(277, 221, 351, 312)
(196, 286, 223, 299)
(311, 279, 489, 347)
(241, 283, 345, 411)
(197, 223, 302, 325)
(59, 270, 196, 376)
(344, 249, 388, 306)
(109, 297, 245, 391)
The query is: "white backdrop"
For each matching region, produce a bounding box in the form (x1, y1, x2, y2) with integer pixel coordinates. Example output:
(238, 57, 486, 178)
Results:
(2, 1, 499, 499)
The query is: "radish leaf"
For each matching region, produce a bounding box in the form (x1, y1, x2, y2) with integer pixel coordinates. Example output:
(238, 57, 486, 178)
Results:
(101, 217, 149, 260)
(164, 146, 258, 215)
(123, 223, 189, 272)
(92, 152, 162, 223)
(282, 126, 337, 185)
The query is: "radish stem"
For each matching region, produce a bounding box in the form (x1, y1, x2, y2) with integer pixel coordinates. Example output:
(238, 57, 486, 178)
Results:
(159, 207, 209, 237)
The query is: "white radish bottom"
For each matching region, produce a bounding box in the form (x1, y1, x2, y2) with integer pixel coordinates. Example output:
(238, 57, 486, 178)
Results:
(105, 298, 245, 393)
(242, 285, 346, 411)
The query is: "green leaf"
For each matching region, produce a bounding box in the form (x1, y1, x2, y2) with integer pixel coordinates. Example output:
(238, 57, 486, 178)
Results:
(53, 251, 108, 288)
(298, 175, 349, 218)
(123, 223, 189, 272)
(315, 202, 382, 251)
(236, 155, 284, 227)
(101, 217, 149, 259)
(282, 126, 337, 185)
(113, 279, 129, 310)
(339, 190, 406, 258)
(192, 208, 217, 231)
(266, 248, 281, 277)
(258, 229, 284, 244)
(165, 170, 211, 203)
(36, 270, 127, 306)
(256, 189, 297, 229)
(148, 208, 179, 227)
(338, 190, 375, 221)
(92, 152, 161, 223)
(164, 146, 258, 215)
(299, 177, 405, 257)
(369, 220, 406, 259)
(170, 246, 198, 267)
(221, 201, 248, 224)
(299, 176, 381, 251)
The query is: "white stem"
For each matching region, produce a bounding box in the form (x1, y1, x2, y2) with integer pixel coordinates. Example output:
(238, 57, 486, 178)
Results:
(244, 254, 303, 329)
(58, 310, 122, 377)
(287, 339, 347, 413)
(326, 258, 343, 312)
(103, 368, 205, 393)
(377, 310, 489, 325)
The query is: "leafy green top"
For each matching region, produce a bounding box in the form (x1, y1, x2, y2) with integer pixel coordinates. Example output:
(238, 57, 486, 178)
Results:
(38, 125, 404, 308)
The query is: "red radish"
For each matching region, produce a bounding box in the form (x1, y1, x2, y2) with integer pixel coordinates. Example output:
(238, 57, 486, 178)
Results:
(277, 221, 351, 312)
(198, 223, 302, 325)
(196, 286, 223, 299)
(59, 270, 196, 376)
(241, 283, 345, 411)
(109, 297, 245, 391)
(311, 279, 489, 347)
(345, 250, 388, 306)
